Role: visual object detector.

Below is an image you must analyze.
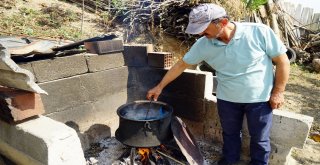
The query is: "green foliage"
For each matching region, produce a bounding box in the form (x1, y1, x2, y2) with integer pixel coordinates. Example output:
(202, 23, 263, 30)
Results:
(111, 0, 125, 9)
(242, 0, 267, 10)
(0, 5, 85, 40)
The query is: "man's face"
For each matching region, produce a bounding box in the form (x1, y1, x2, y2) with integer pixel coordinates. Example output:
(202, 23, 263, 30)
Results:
(199, 22, 223, 39)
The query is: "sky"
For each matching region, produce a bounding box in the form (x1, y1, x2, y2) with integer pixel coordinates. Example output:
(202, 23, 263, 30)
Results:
(282, 0, 320, 13)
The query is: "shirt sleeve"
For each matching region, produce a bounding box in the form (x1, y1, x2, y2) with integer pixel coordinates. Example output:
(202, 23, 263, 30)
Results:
(183, 37, 206, 65)
(263, 26, 287, 58)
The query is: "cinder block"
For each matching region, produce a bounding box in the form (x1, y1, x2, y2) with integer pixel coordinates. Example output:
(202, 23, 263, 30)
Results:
(31, 55, 88, 83)
(84, 39, 123, 55)
(161, 96, 206, 121)
(148, 52, 173, 68)
(46, 91, 127, 133)
(85, 52, 125, 72)
(0, 86, 44, 123)
(170, 69, 213, 99)
(79, 66, 132, 101)
(132, 68, 207, 99)
(213, 76, 217, 94)
(46, 103, 95, 132)
(271, 110, 313, 148)
(39, 76, 88, 114)
(123, 44, 153, 67)
(39, 66, 131, 114)
(0, 116, 86, 165)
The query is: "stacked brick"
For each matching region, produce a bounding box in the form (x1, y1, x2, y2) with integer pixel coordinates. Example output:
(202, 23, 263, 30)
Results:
(0, 86, 44, 123)
(148, 52, 173, 68)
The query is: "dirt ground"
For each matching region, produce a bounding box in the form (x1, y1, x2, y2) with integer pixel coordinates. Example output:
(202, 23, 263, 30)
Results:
(281, 64, 320, 165)
(1, 0, 320, 164)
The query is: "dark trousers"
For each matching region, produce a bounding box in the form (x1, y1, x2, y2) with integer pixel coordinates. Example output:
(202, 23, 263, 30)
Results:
(217, 99, 273, 165)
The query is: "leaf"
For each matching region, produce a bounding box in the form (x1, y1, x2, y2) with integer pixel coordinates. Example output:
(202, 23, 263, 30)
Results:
(310, 133, 320, 142)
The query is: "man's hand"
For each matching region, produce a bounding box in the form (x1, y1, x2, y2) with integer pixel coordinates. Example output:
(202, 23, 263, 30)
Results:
(269, 91, 285, 109)
(147, 85, 163, 101)
(270, 54, 290, 110)
(146, 59, 190, 101)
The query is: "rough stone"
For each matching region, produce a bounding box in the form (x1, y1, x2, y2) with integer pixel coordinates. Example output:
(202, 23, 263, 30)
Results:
(312, 58, 320, 72)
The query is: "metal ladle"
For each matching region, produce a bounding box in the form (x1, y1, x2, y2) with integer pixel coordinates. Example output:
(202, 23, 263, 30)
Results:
(145, 98, 153, 120)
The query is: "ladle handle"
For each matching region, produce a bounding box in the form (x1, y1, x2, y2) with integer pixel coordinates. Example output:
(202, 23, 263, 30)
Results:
(145, 98, 153, 120)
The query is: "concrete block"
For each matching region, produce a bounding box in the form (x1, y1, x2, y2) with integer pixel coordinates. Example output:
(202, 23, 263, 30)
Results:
(47, 90, 128, 150)
(0, 44, 46, 94)
(0, 87, 44, 123)
(84, 39, 123, 55)
(46, 90, 128, 133)
(203, 98, 221, 142)
(39, 76, 89, 114)
(79, 66, 132, 101)
(213, 76, 217, 94)
(39, 67, 131, 114)
(166, 69, 211, 99)
(123, 44, 153, 67)
(85, 52, 125, 72)
(46, 103, 95, 132)
(271, 110, 313, 148)
(161, 95, 206, 122)
(148, 52, 173, 68)
(0, 116, 86, 165)
(268, 142, 293, 165)
(31, 54, 88, 83)
(133, 68, 210, 99)
(129, 67, 165, 90)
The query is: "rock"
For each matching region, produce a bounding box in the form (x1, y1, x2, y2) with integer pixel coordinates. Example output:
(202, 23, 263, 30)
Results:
(312, 58, 320, 72)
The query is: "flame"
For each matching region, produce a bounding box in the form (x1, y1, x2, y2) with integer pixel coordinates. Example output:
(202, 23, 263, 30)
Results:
(137, 148, 150, 162)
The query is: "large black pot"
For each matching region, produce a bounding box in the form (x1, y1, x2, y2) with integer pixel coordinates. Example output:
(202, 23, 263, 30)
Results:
(115, 100, 173, 147)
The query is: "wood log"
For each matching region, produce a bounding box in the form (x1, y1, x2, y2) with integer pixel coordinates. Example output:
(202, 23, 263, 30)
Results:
(266, 0, 280, 38)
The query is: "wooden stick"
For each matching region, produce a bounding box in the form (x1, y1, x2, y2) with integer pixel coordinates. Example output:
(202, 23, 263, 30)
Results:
(155, 150, 186, 165)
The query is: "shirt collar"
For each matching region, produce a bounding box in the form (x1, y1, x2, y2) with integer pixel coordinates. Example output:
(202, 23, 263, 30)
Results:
(233, 22, 245, 40)
(210, 21, 244, 45)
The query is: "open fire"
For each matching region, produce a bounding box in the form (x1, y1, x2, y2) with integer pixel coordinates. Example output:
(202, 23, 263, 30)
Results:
(114, 143, 188, 165)
(85, 137, 222, 165)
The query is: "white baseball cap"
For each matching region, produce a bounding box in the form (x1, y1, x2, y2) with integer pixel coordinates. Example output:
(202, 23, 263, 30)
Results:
(185, 3, 227, 34)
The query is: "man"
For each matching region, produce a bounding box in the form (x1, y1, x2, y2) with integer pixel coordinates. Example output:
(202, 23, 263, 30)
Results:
(146, 3, 290, 165)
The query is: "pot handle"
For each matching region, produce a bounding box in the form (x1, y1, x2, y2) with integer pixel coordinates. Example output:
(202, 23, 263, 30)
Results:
(144, 121, 152, 130)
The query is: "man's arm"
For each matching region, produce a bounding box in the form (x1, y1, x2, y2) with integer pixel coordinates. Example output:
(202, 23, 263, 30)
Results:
(270, 54, 290, 109)
(147, 59, 191, 101)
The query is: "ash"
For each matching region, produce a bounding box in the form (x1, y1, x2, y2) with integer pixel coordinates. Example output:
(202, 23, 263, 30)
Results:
(85, 137, 127, 165)
(85, 137, 224, 165)
(197, 141, 223, 165)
